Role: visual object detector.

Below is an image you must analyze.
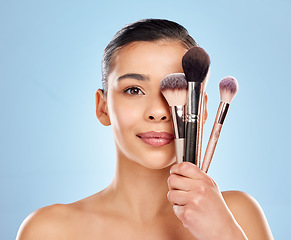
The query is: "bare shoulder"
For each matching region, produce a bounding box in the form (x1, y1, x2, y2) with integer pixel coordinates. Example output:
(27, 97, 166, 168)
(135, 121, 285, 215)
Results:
(16, 191, 109, 240)
(222, 190, 274, 240)
(16, 203, 76, 240)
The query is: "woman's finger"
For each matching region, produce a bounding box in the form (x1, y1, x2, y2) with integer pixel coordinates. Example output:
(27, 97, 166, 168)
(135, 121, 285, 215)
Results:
(167, 189, 188, 206)
(168, 174, 194, 191)
(170, 162, 207, 179)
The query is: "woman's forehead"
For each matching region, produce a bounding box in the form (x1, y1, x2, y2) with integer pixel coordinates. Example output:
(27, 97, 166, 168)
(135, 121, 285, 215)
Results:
(110, 41, 188, 76)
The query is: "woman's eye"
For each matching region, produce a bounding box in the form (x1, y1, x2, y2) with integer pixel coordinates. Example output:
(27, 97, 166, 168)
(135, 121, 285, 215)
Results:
(124, 87, 144, 95)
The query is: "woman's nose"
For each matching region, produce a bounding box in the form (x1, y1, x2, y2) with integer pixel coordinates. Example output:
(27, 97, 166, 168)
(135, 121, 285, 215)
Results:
(148, 115, 168, 121)
(145, 93, 170, 122)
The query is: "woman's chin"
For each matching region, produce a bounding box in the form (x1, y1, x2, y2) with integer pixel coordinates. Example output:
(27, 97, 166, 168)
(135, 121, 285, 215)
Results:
(137, 155, 177, 170)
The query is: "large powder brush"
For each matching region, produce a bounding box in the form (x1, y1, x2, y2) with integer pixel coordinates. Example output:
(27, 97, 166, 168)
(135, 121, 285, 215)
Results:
(202, 76, 239, 173)
(182, 46, 210, 165)
(160, 73, 187, 163)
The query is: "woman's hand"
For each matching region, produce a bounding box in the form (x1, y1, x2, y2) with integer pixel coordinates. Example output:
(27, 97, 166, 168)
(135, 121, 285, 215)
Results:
(167, 162, 247, 240)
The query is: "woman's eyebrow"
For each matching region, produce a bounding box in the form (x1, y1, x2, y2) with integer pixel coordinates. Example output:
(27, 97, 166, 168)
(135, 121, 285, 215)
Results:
(117, 73, 149, 81)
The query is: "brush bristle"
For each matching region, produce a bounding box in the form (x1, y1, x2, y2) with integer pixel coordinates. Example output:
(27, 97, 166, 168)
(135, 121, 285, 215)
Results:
(160, 73, 188, 106)
(182, 46, 210, 83)
(219, 76, 239, 103)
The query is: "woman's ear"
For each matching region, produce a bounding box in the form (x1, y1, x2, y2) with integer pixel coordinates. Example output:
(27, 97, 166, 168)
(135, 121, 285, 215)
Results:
(95, 89, 111, 126)
(203, 92, 208, 125)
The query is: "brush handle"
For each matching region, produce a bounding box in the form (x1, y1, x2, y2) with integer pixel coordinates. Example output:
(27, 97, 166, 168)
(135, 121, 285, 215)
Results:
(202, 102, 229, 172)
(175, 138, 185, 163)
(202, 122, 222, 172)
(196, 115, 203, 168)
(170, 105, 185, 163)
(185, 121, 198, 164)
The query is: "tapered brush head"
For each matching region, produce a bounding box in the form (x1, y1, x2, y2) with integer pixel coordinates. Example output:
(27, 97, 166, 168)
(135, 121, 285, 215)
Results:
(182, 46, 210, 83)
(160, 73, 188, 106)
(219, 76, 239, 103)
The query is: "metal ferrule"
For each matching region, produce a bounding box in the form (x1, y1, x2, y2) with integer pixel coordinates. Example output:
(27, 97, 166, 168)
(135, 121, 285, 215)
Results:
(216, 102, 230, 124)
(171, 105, 185, 139)
(187, 82, 202, 121)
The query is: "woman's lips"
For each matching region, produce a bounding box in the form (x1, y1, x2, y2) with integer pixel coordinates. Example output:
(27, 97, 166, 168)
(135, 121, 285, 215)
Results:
(137, 131, 174, 147)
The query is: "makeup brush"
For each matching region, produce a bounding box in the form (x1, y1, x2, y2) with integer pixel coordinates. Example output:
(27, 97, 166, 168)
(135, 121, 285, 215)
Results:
(201, 76, 239, 173)
(182, 46, 210, 165)
(160, 73, 187, 163)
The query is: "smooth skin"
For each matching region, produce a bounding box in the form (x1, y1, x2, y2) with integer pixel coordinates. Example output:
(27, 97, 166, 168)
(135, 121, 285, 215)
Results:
(17, 40, 273, 240)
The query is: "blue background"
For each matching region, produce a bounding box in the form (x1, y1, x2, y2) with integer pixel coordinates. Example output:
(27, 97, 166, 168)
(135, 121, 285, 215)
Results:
(1, 0, 290, 239)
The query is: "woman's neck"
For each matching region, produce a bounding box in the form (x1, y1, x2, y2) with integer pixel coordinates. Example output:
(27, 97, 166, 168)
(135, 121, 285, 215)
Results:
(106, 153, 174, 222)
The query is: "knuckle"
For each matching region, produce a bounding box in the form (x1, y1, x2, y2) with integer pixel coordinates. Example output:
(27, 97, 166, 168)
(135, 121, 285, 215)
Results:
(170, 164, 178, 173)
(192, 198, 201, 207)
(197, 184, 206, 194)
(205, 177, 215, 187)
(168, 175, 175, 185)
(167, 176, 172, 186)
(167, 191, 172, 201)
(167, 190, 175, 202)
(168, 175, 179, 189)
(180, 162, 191, 172)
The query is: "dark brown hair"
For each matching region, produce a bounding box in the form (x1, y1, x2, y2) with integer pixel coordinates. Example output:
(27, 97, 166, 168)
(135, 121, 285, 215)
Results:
(101, 19, 198, 92)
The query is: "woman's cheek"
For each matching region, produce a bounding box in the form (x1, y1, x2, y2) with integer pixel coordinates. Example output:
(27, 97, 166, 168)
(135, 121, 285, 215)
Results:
(111, 100, 142, 133)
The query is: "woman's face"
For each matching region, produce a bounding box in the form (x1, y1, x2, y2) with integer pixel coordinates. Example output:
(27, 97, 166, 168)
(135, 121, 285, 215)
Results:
(105, 40, 188, 169)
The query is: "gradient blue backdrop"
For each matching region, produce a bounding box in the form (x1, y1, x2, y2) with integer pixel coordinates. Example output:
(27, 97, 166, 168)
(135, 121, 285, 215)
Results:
(1, 0, 290, 239)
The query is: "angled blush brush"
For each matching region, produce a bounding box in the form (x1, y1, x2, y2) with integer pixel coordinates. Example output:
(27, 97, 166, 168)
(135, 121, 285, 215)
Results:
(202, 76, 239, 173)
(182, 46, 210, 165)
(160, 73, 187, 163)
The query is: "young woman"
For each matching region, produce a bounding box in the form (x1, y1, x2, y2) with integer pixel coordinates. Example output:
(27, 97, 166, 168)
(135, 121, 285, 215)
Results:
(17, 19, 273, 240)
